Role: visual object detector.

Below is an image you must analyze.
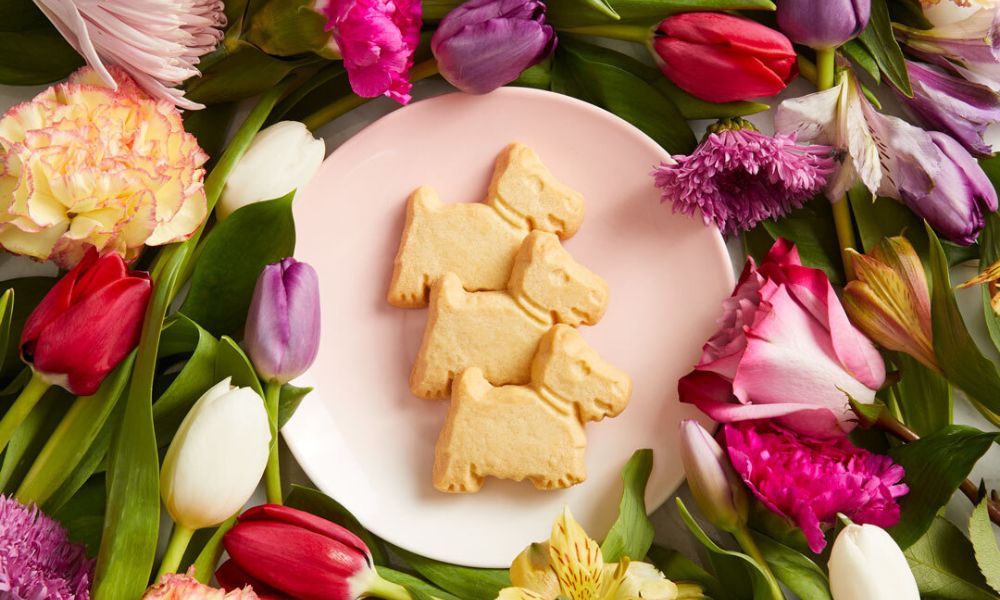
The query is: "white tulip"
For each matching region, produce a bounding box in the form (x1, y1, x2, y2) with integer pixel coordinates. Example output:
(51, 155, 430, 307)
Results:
(829, 524, 920, 600)
(160, 377, 271, 530)
(217, 121, 326, 220)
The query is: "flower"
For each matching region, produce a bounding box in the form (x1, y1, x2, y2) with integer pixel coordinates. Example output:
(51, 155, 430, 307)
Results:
(317, 0, 423, 104)
(652, 12, 797, 103)
(218, 122, 326, 220)
(725, 421, 908, 553)
(679, 420, 749, 533)
(828, 524, 920, 600)
(0, 66, 209, 268)
(0, 495, 92, 599)
(900, 60, 1000, 157)
(895, 6, 1000, 91)
(21, 248, 151, 395)
(844, 237, 937, 370)
(161, 378, 270, 531)
(245, 258, 322, 384)
(143, 567, 259, 599)
(431, 0, 556, 94)
(33, 0, 225, 109)
(678, 239, 886, 439)
(776, 0, 871, 49)
(652, 118, 834, 237)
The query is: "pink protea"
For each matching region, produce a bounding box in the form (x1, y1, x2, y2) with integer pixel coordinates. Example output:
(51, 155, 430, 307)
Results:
(317, 0, 423, 104)
(724, 421, 908, 553)
(652, 118, 835, 236)
(0, 495, 93, 599)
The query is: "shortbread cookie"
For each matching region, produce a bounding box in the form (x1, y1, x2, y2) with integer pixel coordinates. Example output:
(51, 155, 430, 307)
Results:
(410, 231, 609, 399)
(387, 143, 586, 308)
(433, 325, 631, 492)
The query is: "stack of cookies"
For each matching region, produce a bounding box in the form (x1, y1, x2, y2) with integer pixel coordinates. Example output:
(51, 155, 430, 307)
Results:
(387, 143, 632, 493)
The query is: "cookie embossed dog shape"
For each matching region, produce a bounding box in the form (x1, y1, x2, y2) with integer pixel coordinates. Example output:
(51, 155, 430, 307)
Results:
(387, 143, 585, 308)
(433, 325, 631, 492)
(410, 231, 609, 399)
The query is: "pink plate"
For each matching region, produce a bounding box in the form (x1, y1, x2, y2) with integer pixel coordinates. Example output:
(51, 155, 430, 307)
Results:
(285, 87, 734, 567)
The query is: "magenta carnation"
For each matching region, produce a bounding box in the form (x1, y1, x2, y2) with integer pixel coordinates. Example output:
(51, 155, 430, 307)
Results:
(0, 495, 93, 599)
(724, 421, 908, 553)
(652, 120, 834, 236)
(320, 0, 422, 104)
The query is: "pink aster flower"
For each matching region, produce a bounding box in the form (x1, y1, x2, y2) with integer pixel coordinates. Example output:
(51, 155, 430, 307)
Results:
(652, 118, 835, 237)
(725, 421, 908, 553)
(34, 0, 225, 110)
(317, 0, 423, 104)
(0, 495, 93, 599)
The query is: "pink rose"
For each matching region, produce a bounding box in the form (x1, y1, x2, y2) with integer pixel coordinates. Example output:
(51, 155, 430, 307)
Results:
(679, 239, 885, 438)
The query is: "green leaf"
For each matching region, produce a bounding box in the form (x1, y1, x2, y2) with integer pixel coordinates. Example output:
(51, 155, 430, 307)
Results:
(546, 0, 620, 29)
(891, 352, 952, 437)
(189, 515, 237, 583)
(969, 498, 1000, 594)
(601, 448, 654, 563)
(278, 383, 311, 428)
(0, 289, 13, 375)
(0, 29, 84, 85)
(654, 78, 769, 120)
(285, 485, 388, 565)
(554, 38, 696, 155)
(52, 476, 107, 556)
(888, 0, 934, 29)
(393, 545, 511, 600)
(888, 425, 999, 548)
(186, 41, 314, 105)
(858, 0, 912, 96)
(647, 544, 727, 600)
(609, 0, 775, 24)
(180, 192, 296, 338)
(977, 210, 1000, 355)
(0, 277, 55, 384)
(378, 567, 464, 600)
(751, 532, 832, 600)
(184, 103, 238, 168)
(763, 196, 844, 286)
(905, 516, 998, 600)
(0, 0, 50, 31)
(153, 315, 220, 446)
(0, 387, 71, 493)
(842, 40, 881, 83)
(215, 336, 265, 397)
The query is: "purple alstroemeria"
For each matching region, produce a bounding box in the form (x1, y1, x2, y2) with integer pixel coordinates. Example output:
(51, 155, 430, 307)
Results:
(245, 258, 321, 384)
(900, 60, 1000, 157)
(895, 8, 1000, 91)
(431, 0, 555, 94)
(776, 0, 870, 49)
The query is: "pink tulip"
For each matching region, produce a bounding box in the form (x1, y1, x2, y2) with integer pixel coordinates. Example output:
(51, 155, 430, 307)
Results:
(679, 239, 885, 439)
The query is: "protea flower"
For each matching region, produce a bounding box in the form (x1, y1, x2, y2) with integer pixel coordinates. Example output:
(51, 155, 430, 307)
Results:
(33, 0, 226, 109)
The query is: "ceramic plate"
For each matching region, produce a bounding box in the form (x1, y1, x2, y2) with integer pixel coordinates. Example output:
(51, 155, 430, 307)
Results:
(284, 87, 734, 567)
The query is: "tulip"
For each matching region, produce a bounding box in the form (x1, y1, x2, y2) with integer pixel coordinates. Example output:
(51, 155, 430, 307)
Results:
(828, 524, 920, 600)
(843, 237, 937, 371)
(653, 12, 797, 103)
(0, 249, 151, 455)
(217, 121, 325, 220)
(156, 378, 270, 579)
(679, 420, 749, 533)
(217, 504, 411, 600)
(776, 0, 870, 49)
(431, 0, 556, 94)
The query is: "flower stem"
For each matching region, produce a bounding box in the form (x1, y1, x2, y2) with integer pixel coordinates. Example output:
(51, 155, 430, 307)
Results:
(368, 570, 415, 600)
(264, 380, 283, 504)
(731, 526, 784, 599)
(155, 523, 195, 581)
(0, 372, 50, 454)
(564, 24, 652, 44)
(815, 47, 836, 91)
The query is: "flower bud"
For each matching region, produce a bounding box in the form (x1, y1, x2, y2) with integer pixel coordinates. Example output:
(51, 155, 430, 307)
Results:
(432, 0, 556, 94)
(615, 562, 680, 600)
(244, 0, 335, 57)
(829, 524, 919, 600)
(509, 542, 560, 598)
(244, 258, 321, 384)
(160, 378, 270, 531)
(776, 0, 870, 49)
(217, 122, 325, 220)
(679, 420, 748, 533)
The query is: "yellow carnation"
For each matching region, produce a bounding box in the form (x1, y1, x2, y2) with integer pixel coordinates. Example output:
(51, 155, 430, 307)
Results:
(0, 66, 208, 268)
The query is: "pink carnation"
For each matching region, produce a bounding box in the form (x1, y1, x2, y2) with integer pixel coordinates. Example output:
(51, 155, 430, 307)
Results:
(319, 0, 422, 104)
(725, 421, 908, 553)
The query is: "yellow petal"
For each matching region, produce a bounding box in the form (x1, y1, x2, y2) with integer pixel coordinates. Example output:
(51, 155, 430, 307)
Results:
(497, 588, 549, 600)
(510, 542, 560, 598)
(549, 507, 604, 599)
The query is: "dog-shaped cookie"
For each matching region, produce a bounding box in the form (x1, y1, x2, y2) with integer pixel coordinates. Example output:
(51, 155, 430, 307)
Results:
(433, 324, 631, 492)
(410, 231, 609, 399)
(387, 143, 585, 308)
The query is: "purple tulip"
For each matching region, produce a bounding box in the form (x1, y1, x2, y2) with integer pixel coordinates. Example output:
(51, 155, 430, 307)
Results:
(431, 0, 556, 94)
(245, 258, 321, 384)
(775, 0, 870, 49)
(900, 60, 1000, 157)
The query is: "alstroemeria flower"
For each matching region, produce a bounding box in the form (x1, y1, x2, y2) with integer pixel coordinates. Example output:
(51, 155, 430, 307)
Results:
(896, 5, 1000, 91)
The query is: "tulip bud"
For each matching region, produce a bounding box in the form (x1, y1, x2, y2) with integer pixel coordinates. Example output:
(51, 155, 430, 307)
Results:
(431, 0, 556, 94)
(161, 378, 270, 531)
(217, 122, 325, 221)
(828, 524, 920, 600)
(775, 0, 870, 49)
(245, 258, 321, 384)
(679, 420, 749, 533)
(509, 542, 560, 598)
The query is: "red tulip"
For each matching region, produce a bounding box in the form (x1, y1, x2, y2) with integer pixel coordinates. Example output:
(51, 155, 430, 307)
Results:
(20, 249, 151, 396)
(653, 12, 797, 103)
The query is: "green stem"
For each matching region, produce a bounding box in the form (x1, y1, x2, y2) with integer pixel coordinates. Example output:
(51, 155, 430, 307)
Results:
(155, 524, 195, 581)
(815, 47, 836, 91)
(564, 23, 652, 44)
(264, 380, 282, 504)
(0, 372, 50, 453)
(731, 526, 783, 600)
(191, 515, 238, 583)
(368, 571, 415, 600)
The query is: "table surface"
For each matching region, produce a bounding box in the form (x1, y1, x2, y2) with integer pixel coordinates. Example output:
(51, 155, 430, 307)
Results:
(0, 77, 996, 565)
